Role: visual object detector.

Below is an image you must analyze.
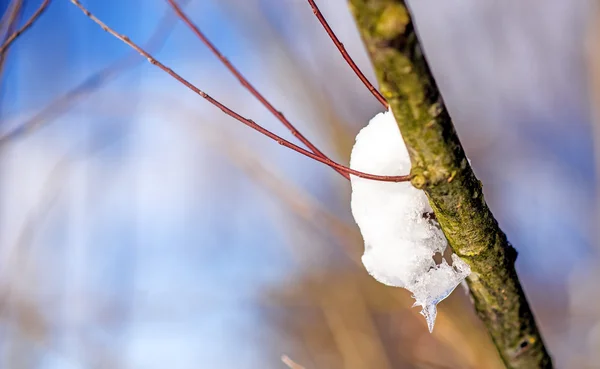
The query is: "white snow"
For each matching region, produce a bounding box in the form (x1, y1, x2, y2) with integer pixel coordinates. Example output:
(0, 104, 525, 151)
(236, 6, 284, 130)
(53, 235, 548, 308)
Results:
(349, 110, 471, 332)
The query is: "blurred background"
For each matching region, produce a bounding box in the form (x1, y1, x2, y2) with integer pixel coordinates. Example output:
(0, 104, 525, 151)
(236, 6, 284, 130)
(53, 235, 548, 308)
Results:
(0, 0, 598, 368)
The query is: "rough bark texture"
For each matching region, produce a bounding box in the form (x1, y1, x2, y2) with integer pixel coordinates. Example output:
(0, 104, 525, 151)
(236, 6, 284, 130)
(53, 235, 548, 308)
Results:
(347, 1, 553, 368)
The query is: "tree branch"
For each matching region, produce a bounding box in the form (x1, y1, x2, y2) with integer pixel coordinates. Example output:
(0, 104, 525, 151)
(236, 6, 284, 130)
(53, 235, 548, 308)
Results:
(346, 1, 552, 368)
(0, 0, 25, 84)
(0, 0, 50, 56)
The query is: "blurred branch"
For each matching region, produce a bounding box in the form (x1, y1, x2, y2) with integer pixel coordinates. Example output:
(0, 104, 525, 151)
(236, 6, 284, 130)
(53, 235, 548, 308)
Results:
(210, 128, 362, 261)
(588, 0, 600, 251)
(321, 282, 393, 369)
(0, 0, 21, 31)
(0, 154, 67, 334)
(0, 0, 50, 57)
(282, 355, 307, 369)
(347, 1, 551, 368)
(1, 151, 81, 364)
(0, 141, 120, 368)
(0, 1, 188, 147)
(0, 0, 24, 49)
(0, 0, 24, 84)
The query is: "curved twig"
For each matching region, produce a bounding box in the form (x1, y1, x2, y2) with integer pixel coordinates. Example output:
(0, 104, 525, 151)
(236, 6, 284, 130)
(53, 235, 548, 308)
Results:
(306, 0, 388, 108)
(0, 0, 50, 56)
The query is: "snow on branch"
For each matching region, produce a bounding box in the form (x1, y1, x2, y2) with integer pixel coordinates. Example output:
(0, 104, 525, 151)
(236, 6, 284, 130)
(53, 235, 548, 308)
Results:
(350, 110, 470, 332)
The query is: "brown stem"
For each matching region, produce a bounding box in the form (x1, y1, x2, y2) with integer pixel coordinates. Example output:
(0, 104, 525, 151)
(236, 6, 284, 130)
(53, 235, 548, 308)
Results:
(307, 0, 388, 109)
(69, 0, 410, 183)
(166, 0, 349, 180)
(0, 0, 24, 42)
(0, 0, 50, 56)
(0, 0, 24, 82)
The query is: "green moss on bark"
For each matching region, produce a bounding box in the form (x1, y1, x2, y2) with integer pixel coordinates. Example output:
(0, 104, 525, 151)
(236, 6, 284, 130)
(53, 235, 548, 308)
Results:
(348, 1, 553, 368)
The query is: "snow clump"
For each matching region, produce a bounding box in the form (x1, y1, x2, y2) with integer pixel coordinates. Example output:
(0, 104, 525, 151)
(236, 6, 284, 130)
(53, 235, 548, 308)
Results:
(349, 110, 471, 332)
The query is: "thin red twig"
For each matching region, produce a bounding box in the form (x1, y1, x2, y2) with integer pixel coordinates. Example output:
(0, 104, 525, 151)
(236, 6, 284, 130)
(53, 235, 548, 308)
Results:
(166, 0, 349, 180)
(306, 0, 388, 108)
(0, 0, 50, 56)
(69, 0, 410, 183)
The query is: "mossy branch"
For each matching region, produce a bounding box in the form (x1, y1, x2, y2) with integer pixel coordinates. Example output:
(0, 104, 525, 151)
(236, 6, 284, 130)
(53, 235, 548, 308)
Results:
(347, 1, 553, 368)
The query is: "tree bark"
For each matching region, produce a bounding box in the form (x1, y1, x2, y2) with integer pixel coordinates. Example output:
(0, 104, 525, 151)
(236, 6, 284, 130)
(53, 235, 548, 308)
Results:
(347, 1, 553, 368)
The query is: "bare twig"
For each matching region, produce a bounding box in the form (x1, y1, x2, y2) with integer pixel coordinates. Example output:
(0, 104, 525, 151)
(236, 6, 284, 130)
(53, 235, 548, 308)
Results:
(0, 0, 24, 42)
(0, 3, 186, 146)
(166, 0, 349, 179)
(69, 0, 410, 182)
(0, 0, 24, 81)
(306, 0, 388, 108)
(0, 0, 50, 56)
